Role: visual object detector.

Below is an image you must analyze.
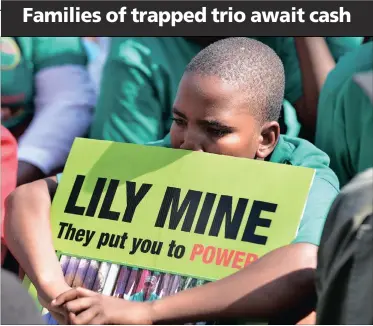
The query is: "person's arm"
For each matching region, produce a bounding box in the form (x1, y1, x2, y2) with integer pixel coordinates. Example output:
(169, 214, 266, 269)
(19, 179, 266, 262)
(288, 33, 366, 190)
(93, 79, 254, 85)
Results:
(17, 65, 95, 186)
(4, 176, 70, 301)
(152, 244, 317, 324)
(294, 37, 336, 138)
(53, 244, 317, 325)
(89, 38, 166, 144)
(17, 37, 95, 186)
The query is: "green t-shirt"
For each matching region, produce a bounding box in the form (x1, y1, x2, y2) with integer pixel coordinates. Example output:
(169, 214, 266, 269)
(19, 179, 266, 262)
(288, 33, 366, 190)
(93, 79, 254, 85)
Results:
(1, 37, 87, 129)
(57, 135, 339, 246)
(90, 37, 203, 144)
(257, 37, 364, 105)
(315, 42, 373, 187)
(90, 37, 363, 144)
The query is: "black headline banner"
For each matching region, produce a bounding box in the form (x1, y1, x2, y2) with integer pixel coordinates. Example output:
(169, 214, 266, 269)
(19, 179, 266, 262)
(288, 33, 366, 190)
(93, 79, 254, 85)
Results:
(2, 1, 372, 36)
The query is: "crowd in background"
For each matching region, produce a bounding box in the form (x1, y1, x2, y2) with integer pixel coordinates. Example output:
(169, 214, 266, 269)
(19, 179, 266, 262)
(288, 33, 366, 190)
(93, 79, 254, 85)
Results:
(1, 36, 372, 325)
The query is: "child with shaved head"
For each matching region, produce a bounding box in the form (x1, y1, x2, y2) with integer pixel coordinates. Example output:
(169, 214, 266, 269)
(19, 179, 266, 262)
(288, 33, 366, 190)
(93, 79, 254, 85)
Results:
(5, 38, 339, 324)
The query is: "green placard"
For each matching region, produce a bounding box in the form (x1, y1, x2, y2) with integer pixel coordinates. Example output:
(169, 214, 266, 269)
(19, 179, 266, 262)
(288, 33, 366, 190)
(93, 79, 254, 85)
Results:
(49, 138, 314, 281)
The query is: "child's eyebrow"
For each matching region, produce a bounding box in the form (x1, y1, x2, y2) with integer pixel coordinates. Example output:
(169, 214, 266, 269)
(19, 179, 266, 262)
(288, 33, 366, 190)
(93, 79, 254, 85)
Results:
(172, 108, 187, 119)
(200, 119, 235, 130)
(173, 107, 234, 130)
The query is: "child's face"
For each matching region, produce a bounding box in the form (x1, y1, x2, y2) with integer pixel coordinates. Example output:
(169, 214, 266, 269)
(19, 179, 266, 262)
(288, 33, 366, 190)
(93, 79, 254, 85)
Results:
(170, 73, 278, 159)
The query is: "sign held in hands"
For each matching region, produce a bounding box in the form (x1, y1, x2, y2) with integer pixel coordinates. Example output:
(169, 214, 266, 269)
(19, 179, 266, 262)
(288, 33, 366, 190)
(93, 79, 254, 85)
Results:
(50, 138, 314, 281)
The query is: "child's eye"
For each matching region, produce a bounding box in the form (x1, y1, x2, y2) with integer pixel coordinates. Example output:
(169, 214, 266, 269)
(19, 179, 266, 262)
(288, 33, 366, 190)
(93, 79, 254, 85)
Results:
(172, 117, 187, 127)
(207, 127, 231, 138)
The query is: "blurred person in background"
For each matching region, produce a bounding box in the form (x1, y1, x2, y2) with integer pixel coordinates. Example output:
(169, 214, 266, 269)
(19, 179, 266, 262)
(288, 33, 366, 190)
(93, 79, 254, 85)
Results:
(294, 37, 367, 141)
(279, 36, 364, 141)
(89, 37, 203, 144)
(296, 38, 373, 187)
(316, 168, 373, 324)
(89, 37, 363, 146)
(1, 268, 44, 325)
(1, 37, 95, 186)
(1, 126, 17, 267)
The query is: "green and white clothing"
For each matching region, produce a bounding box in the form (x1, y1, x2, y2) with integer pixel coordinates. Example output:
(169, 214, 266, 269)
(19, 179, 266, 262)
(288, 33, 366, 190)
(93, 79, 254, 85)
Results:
(90, 37, 363, 144)
(256, 37, 364, 106)
(58, 135, 340, 247)
(1, 37, 95, 174)
(315, 42, 373, 187)
(90, 37, 202, 144)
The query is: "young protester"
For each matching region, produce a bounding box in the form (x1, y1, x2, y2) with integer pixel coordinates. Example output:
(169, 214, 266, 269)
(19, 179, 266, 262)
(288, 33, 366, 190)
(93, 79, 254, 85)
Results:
(1, 37, 95, 186)
(5, 38, 339, 324)
(1, 126, 17, 267)
(296, 38, 372, 186)
(89, 37, 363, 146)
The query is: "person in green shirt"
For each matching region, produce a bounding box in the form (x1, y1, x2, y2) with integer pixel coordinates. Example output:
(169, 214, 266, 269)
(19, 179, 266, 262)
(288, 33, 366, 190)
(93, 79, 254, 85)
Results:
(316, 42, 373, 187)
(89, 37, 203, 144)
(129, 275, 160, 302)
(317, 69, 373, 188)
(296, 40, 372, 187)
(5, 37, 339, 325)
(90, 37, 363, 145)
(1, 37, 95, 186)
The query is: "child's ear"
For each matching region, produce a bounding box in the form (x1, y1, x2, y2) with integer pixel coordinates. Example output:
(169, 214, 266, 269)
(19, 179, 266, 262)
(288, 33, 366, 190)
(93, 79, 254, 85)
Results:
(256, 121, 280, 159)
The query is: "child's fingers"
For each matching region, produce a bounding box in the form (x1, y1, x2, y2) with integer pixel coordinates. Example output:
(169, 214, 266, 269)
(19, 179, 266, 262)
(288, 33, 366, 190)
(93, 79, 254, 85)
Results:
(50, 311, 67, 325)
(88, 315, 106, 325)
(70, 306, 100, 325)
(52, 289, 80, 307)
(75, 287, 98, 297)
(68, 312, 77, 324)
(65, 297, 96, 314)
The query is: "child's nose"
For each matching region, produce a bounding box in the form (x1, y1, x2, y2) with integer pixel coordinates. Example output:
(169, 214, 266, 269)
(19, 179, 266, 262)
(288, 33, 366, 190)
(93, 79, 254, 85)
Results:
(179, 129, 204, 152)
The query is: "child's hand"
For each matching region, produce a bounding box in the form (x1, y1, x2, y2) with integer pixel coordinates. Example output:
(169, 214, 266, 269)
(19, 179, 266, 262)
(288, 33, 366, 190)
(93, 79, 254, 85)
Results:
(52, 287, 154, 325)
(37, 282, 72, 325)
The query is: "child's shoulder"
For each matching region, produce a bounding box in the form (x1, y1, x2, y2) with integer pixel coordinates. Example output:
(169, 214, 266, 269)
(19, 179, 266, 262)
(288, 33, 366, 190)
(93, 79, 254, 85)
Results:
(275, 135, 331, 168)
(274, 135, 340, 190)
